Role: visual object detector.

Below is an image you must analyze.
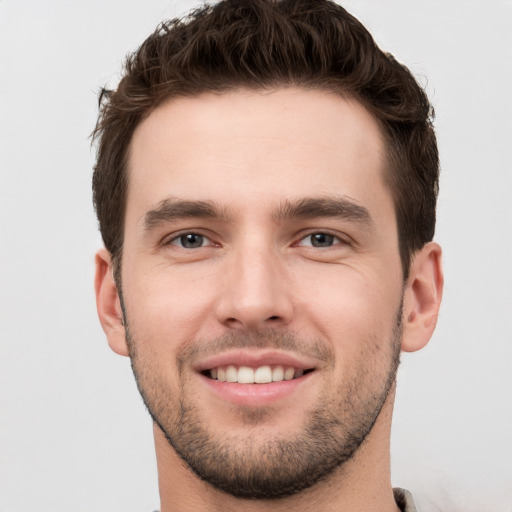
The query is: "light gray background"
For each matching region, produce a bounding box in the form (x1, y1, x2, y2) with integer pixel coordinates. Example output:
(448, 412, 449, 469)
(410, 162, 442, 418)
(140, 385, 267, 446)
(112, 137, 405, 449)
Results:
(1, 1, 511, 511)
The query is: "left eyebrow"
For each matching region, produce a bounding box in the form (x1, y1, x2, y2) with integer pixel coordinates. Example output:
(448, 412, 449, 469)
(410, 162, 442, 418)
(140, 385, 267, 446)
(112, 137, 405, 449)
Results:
(272, 196, 374, 229)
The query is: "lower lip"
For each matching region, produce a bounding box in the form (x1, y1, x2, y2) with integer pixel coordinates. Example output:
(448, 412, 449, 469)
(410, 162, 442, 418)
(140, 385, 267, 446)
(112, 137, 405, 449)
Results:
(198, 372, 314, 407)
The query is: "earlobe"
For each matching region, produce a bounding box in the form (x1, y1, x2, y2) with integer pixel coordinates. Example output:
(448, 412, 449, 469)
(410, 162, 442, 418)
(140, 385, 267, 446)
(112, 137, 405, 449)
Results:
(94, 248, 129, 357)
(401, 242, 444, 353)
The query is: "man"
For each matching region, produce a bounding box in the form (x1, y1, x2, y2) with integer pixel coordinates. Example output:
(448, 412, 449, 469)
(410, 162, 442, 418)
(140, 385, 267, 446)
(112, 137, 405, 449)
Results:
(92, 1, 443, 510)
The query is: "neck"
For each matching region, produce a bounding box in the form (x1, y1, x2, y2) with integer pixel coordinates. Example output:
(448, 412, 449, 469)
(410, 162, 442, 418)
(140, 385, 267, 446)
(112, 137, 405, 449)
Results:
(154, 393, 400, 512)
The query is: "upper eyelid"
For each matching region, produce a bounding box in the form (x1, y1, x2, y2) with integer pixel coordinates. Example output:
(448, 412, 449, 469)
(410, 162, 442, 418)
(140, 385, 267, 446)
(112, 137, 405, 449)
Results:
(294, 229, 352, 245)
(159, 228, 352, 246)
(162, 230, 215, 246)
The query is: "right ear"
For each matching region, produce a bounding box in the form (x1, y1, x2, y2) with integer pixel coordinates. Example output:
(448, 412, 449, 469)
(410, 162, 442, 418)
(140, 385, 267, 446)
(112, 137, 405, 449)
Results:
(94, 248, 129, 356)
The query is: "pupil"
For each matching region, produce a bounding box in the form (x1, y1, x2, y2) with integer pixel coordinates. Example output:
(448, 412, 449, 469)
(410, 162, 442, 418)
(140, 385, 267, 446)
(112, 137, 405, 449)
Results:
(181, 233, 203, 248)
(312, 233, 333, 247)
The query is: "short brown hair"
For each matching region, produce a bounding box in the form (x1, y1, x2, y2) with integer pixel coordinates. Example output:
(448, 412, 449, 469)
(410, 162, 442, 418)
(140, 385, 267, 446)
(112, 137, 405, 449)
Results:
(92, 0, 439, 279)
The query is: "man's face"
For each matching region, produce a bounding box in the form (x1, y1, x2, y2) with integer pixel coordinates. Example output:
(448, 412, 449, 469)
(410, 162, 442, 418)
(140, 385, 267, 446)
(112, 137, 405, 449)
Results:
(119, 88, 405, 498)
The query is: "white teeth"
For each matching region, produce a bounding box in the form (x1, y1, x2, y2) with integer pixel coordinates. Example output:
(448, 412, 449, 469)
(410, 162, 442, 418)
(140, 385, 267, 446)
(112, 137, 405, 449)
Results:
(284, 367, 295, 380)
(226, 365, 238, 383)
(209, 364, 308, 383)
(272, 365, 284, 381)
(254, 365, 272, 384)
(238, 366, 255, 384)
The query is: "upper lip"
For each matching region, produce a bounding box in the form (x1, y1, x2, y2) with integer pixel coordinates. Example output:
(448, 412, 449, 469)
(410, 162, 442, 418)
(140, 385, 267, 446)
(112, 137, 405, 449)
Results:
(194, 350, 318, 373)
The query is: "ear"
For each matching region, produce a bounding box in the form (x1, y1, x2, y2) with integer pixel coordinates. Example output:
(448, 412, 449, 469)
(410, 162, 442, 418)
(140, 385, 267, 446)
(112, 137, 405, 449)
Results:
(401, 242, 444, 353)
(94, 248, 129, 357)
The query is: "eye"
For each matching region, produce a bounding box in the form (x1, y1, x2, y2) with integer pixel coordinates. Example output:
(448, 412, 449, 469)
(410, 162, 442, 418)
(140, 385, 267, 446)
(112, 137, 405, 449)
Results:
(169, 233, 211, 249)
(298, 232, 341, 248)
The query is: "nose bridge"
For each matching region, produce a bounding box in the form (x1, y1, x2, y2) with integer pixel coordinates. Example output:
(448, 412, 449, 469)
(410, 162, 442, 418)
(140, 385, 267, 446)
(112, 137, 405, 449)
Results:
(217, 233, 293, 329)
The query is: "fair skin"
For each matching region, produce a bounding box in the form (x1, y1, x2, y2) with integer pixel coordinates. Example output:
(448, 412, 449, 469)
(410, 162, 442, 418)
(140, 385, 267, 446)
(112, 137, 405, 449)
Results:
(95, 88, 443, 512)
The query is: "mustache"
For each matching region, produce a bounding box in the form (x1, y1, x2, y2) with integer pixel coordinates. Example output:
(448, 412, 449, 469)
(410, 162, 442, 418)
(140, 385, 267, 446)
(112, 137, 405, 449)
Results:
(177, 330, 334, 371)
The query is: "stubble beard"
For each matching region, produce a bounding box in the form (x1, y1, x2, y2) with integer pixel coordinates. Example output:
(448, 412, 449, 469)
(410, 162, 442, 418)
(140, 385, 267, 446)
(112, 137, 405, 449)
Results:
(123, 308, 402, 500)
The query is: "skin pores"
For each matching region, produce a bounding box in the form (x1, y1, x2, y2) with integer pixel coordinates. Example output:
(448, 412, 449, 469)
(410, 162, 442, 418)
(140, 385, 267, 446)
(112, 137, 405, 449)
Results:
(115, 88, 406, 498)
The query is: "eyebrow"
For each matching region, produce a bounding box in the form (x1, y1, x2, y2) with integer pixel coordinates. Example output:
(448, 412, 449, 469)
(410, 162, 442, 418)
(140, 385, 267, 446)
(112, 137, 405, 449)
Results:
(143, 195, 373, 230)
(143, 198, 233, 229)
(272, 196, 374, 228)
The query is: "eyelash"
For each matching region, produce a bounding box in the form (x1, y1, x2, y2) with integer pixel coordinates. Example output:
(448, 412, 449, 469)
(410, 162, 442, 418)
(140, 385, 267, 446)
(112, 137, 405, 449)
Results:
(295, 231, 348, 248)
(166, 232, 215, 249)
(164, 230, 348, 250)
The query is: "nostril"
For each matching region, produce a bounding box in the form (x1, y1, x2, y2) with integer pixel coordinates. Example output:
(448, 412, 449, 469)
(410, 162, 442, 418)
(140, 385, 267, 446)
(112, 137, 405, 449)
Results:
(268, 316, 280, 321)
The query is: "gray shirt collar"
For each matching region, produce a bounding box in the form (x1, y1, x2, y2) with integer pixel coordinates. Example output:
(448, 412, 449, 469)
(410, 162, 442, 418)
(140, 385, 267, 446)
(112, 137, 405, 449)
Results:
(394, 488, 418, 512)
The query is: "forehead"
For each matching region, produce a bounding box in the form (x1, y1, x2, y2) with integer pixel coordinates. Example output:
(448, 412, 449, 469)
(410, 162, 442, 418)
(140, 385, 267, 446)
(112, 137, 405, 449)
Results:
(126, 88, 390, 221)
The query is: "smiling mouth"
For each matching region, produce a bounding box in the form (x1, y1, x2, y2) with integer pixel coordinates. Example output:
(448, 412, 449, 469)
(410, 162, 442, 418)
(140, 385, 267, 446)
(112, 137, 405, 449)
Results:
(203, 365, 314, 384)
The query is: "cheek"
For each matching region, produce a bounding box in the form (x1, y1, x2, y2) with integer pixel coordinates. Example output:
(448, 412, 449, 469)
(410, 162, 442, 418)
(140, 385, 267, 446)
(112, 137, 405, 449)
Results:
(294, 265, 402, 352)
(122, 264, 221, 351)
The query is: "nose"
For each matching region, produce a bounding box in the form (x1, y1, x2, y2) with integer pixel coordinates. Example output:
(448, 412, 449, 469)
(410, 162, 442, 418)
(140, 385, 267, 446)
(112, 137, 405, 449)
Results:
(215, 244, 294, 331)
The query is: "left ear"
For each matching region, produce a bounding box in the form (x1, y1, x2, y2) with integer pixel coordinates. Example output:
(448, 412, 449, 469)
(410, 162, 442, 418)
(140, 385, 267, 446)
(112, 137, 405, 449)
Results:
(401, 241, 444, 352)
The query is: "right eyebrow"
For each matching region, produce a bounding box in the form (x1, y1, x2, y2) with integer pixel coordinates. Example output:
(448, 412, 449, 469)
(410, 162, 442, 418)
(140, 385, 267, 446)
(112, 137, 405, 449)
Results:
(143, 198, 233, 230)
